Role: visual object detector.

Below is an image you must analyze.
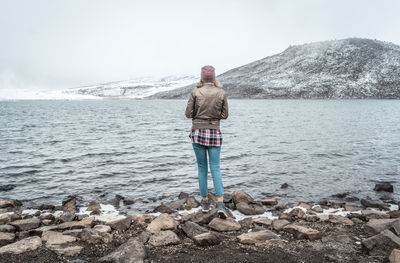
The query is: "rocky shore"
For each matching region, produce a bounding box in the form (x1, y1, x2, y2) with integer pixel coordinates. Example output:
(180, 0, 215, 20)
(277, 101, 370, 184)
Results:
(0, 183, 399, 263)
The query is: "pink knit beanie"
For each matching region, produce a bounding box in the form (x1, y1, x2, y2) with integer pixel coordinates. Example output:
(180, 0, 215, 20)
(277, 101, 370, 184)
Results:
(201, 65, 216, 82)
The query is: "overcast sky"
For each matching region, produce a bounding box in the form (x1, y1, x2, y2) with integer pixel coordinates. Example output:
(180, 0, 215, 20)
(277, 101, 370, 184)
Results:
(0, 0, 399, 90)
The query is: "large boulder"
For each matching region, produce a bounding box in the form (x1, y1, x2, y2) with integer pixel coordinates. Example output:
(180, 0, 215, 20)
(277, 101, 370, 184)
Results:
(80, 228, 113, 244)
(99, 236, 147, 263)
(390, 249, 400, 263)
(0, 232, 15, 246)
(374, 182, 393, 193)
(328, 215, 354, 226)
(208, 218, 241, 232)
(272, 219, 290, 231)
(0, 224, 16, 233)
(361, 199, 389, 211)
(181, 221, 209, 239)
(364, 219, 398, 236)
(0, 214, 11, 225)
(253, 217, 273, 226)
(362, 229, 400, 256)
(192, 232, 220, 246)
(0, 200, 22, 209)
(282, 224, 322, 241)
(237, 230, 282, 245)
(146, 213, 178, 233)
(106, 217, 132, 231)
(0, 236, 42, 254)
(47, 244, 83, 256)
(62, 196, 77, 214)
(57, 216, 94, 230)
(42, 231, 76, 245)
(148, 230, 180, 247)
(184, 209, 219, 225)
(10, 218, 41, 231)
(236, 202, 266, 215)
(232, 190, 254, 204)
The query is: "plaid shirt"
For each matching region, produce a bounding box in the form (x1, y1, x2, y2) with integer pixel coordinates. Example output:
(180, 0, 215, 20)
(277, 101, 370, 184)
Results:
(189, 128, 223, 147)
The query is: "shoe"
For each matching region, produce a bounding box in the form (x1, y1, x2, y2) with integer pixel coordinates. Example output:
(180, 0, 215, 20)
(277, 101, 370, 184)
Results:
(216, 202, 228, 219)
(200, 199, 210, 212)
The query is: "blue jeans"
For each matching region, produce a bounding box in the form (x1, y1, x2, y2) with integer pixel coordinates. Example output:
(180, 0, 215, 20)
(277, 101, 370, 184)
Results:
(192, 143, 224, 197)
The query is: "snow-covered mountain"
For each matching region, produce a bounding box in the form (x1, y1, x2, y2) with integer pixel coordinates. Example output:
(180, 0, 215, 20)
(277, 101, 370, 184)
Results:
(150, 38, 400, 99)
(61, 75, 198, 99)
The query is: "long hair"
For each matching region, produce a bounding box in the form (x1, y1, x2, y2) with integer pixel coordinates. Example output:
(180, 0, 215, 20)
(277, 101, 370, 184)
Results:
(196, 79, 223, 88)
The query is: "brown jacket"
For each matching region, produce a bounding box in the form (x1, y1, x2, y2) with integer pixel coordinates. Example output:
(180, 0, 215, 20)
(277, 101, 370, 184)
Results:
(185, 82, 229, 129)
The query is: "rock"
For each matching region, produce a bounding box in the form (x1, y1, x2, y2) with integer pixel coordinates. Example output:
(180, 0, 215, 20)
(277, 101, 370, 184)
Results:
(237, 230, 281, 245)
(146, 213, 178, 233)
(149, 230, 180, 247)
(10, 218, 41, 231)
(364, 218, 398, 236)
(93, 224, 112, 233)
(165, 199, 186, 210)
(193, 232, 221, 246)
(0, 236, 42, 254)
(0, 200, 22, 209)
(153, 204, 176, 214)
(0, 214, 11, 225)
(0, 184, 16, 191)
(253, 217, 273, 226)
(328, 215, 354, 226)
(282, 224, 322, 240)
(361, 209, 390, 219)
(362, 229, 400, 255)
(0, 224, 16, 233)
(361, 199, 389, 211)
(298, 202, 312, 210)
(261, 199, 278, 206)
(392, 220, 400, 236)
(56, 212, 75, 223)
(238, 217, 253, 228)
(106, 217, 131, 231)
(232, 190, 254, 204)
(272, 219, 291, 231)
(281, 183, 289, 188)
(131, 214, 153, 224)
(345, 196, 360, 202)
(87, 201, 101, 211)
(39, 213, 55, 221)
(90, 209, 101, 215)
(389, 249, 400, 263)
(62, 196, 77, 214)
(344, 205, 362, 211)
(47, 244, 83, 256)
(63, 229, 83, 238)
(186, 209, 219, 225)
(42, 231, 76, 245)
(316, 213, 330, 221)
(288, 207, 306, 219)
(390, 211, 400, 219)
(178, 192, 190, 199)
(305, 215, 319, 222)
(81, 228, 113, 244)
(312, 205, 323, 213)
(39, 204, 55, 210)
(374, 182, 394, 192)
(185, 197, 200, 209)
(0, 232, 15, 246)
(123, 198, 135, 205)
(181, 221, 209, 239)
(67, 260, 88, 263)
(57, 216, 94, 230)
(236, 202, 266, 215)
(99, 236, 147, 263)
(208, 218, 241, 232)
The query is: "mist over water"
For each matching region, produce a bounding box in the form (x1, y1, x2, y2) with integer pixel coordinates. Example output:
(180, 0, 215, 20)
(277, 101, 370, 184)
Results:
(0, 99, 399, 212)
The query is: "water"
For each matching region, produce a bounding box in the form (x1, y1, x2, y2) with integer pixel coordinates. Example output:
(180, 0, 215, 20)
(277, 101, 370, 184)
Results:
(0, 99, 399, 212)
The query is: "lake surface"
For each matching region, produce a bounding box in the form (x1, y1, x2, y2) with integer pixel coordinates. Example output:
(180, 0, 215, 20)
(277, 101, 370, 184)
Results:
(0, 99, 399, 212)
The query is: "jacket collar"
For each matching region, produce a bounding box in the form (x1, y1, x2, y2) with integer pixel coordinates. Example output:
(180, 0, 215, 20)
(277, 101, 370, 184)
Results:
(203, 82, 214, 86)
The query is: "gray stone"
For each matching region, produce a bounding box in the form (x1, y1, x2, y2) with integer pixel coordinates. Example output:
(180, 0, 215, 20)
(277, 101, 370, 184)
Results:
(282, 224, 322, 241)
(298, 202, 312, 210)
(93, 224, 112, 233)
(42, 231, 76, 245)
(106, 217, 131, 231)
(99, 236, 146, 263)
(186, 197, 200, 209)
(261, 199, 278, 206)
(57, 216, 94, 230)
(361, 199, 389, 211)
(148, 230, 180, 247)
(0, 236, 42, 254)
(389, 249, 400, 263)
(80, 228, 113, 244)
(392, 220, 400, 236)
(236, 202, 266, 215)
(10, 218, 41, 231)
(87, 201, 101, 211)
(208, 218, 241, 232)
(238, 217, 253, 228)
(272, 219, 290, 231)
(312, 205, 323, 213)
(47, 244, 83, 256)
(252, 217, 273, 226)
(374, 182, 393, 193)
(0, 214, 11, 225)
(361, 209, 390, 219)
(146, 213, 178, 233)
(328, 215, 354, 226)
(288, 208, 305, 219)
(188, 208, 219, 225)
(0, 224, 15, 233)
(344, 205, 362, 211)
(181, 221, 209, 239)
(364, 219, 398, 236)
(232, 190, 254, 204)
(193, 232, 221, 246)
(0, 200, 22, 209)
(63, 229, 83, 238)
(237, 230, 282, 245)
(62, 196, 77, 214)
(362, 229, 400, 255)
(0, 232, 15, 246)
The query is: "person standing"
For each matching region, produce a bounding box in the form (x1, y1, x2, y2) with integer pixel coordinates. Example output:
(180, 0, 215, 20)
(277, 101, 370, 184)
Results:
(185, 65, 229, 219)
